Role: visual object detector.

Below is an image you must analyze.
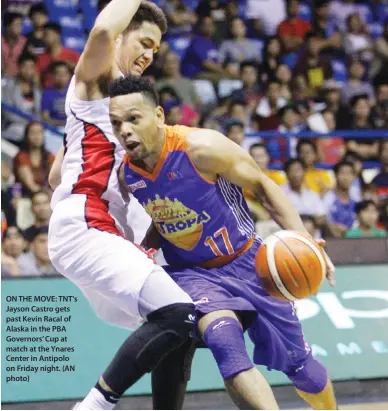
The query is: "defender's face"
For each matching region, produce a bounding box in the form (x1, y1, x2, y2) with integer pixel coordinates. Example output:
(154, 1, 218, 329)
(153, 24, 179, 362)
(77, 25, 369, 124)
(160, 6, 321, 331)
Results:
(118, 22, 162, 76)
(109, 93, 164, 161)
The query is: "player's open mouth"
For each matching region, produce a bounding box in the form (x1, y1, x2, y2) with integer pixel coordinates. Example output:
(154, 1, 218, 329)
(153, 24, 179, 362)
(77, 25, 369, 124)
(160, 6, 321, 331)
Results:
(126, 142, 140, 151)
(134, 62, 144, 71)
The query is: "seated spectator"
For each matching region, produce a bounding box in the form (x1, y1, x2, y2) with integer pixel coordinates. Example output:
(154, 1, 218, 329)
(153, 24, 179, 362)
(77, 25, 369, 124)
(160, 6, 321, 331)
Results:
(18, 227, 59, 276)
(227, 100, 251, 131)
(23, 190, 51, 242)
(156, 51, 199, 108)
(231, 61, 261, 110)
(1, 12, 27, 76)
(344, 13, 373, 62)
(181, 16, 233, 81)
(41, 61, 71, 127)
(296, 139, 334, 196)
(294, 32, 333, 91)
(260, 37, 282, 83)
(277, 104, 305, 158)
(1, 226, 27, 277)
(13, 121, 55, 196)
(345, 94, 378, 160)
(36, 23, 80, 88)
(342, 151, 366, 202)
(24, 3, 48, 56)
(246, 0, 286, 37)
(283, 158, 326, 227)
(2, 53, 41, 144)
(323, 161, 357, 237)
(277, 0, 311, 53)
(219, 17, 263, 65)
(341, 60, 375, 105)
(255, 80, 286, 130)
(164, 0, 197, 37)
(370, 20, 388, 79)
(249, 143, 287, 186)
(300, 214, 320, 239)
(275, 64, 292, 100)
(321, 80, 348, 128)
(159, 87, 199, 127)
(345, 200, 387, 238)
(329, 0, 360, 32)
(371, 83, 388, 129)
(1, 162, 18, 228)
(371, 140, 388, 229)
(225, 120, 245, 147)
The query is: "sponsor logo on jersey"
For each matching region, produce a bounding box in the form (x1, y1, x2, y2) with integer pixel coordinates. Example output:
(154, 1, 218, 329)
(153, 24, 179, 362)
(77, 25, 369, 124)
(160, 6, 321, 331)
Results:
(128, 180, 147, 192)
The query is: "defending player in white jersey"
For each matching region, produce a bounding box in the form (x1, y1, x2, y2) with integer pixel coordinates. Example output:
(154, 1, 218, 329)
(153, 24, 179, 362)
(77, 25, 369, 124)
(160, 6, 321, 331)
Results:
(47, 1, 195, 409)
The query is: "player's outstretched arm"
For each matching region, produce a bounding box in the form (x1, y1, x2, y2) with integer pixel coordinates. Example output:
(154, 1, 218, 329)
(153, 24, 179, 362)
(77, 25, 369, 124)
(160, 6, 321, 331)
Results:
(75, 0, 142, 83)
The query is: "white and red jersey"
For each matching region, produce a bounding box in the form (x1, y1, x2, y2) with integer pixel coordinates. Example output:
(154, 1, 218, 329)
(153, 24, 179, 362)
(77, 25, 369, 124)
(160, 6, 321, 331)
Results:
(51, 76, 130, 237)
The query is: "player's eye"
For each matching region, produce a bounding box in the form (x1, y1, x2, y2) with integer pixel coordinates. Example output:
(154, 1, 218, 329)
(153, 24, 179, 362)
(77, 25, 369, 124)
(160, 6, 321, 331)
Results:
(129, 116, 139, 123)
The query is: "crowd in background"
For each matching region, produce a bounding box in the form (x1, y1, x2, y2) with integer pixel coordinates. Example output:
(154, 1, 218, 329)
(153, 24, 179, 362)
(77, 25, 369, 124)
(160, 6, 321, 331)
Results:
(2, 0, 388, 277)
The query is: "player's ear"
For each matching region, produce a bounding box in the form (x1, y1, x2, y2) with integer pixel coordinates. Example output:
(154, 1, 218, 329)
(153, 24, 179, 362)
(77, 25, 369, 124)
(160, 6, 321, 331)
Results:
(155, 106, 165, 129)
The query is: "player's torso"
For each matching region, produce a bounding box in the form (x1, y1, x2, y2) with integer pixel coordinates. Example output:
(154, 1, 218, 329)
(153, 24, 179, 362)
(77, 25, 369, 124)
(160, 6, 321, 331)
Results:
(123, 125, 255, 266)
(51, 76, 128, 233)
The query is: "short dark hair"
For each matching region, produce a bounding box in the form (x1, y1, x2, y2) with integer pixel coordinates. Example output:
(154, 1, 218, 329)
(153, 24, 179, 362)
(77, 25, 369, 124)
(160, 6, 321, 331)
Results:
(284, 158, 304, 173)
(31, 226, 49, 241)
(226, 119, 244, 133)
(3, 12, 23, 28)
(2, 226, 24, 240)
(296, 139, 318, 155)
(31, 190, 50, 203)
(50, 61, 70, 73)
(300, 214, 317, 227)
(355, 200, 377, 215)
(240, 60, 258, 72)
(249, 142, 267, 154)
(278, 104, 298, 118)
(349, 93, 369, 108)
(125, 1, 168, 35)
(28, 3, 48, 19)
(18, 53, 36, 66)
(108, 76, 159, 105)
(342, 151, 363, 163)
(333, 160, 354, 175)
(44, 22, 62, 35)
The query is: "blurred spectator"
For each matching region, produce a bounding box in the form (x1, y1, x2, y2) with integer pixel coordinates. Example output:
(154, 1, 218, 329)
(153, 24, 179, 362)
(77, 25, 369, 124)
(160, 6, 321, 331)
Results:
(246, 0, 286, 37)
(5, 0, 41, 15)
(159, 86, 199, 126)
(249, 143, 287, 185)
(156, 51, 199, 108)
(275, 64, 292, 100)
(231, 61, 261, 110)
(225, 120, 245, 147)
(283, 158, 326, 226)
(255, 81, 286, 130)
(1, 162, 18, 228)
(144, 40, 170, 79)
(164, 0, 197, 37)
(1, 12, 27, 76)
(260, 37, 282, 83)
(296, 139, 334, 195)
(196, 0, 225, 21)
(163, 100, 182, 125)
(329, 0, 360, 32)
(341, 60, 375, 105)
(41, 61, 71, 127)
(345, 200, 387, 238)
(181, 16, 232, 81)
(371, 83, 388, 129)
(294, 33, 333, 90)
(277, 104, 305, 159)
(2, 53, 41, 143)
(18, 227, 59, 276)
(342, 151, 366, 202)
(1, 226, 27, 277)
(323, 161, 357, 237)
(219, 17, 263, 65)
(301, 214, 320, 239)
(371, 140, 388, 229)
(36, 23, 80, 88)
(370, 20, 388, 79)
(24, 3, 48, 56)
(277, 0, 311, 53)
(23, 190, 51, 242)
(321, 79, 348, 128)
(345, 94, 379, 160)
(228, 100, 250, 131)
(344, 13, 373, 62)
(13, 121, 55, 196)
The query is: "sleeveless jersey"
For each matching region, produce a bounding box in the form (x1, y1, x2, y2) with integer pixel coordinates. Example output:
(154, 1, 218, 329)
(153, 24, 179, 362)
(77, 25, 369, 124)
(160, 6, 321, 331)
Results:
(51, 76, 129, 236)
(123, 125, 255, 267)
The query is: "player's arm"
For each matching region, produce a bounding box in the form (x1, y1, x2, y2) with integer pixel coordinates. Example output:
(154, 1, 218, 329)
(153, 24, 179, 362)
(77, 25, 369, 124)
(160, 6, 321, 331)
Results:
(48, 145, 64, 190)
(75, 0, 142, 83)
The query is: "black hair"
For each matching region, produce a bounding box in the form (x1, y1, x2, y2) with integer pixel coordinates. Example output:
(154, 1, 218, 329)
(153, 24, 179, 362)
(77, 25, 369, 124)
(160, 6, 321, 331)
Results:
(158, 86, 179, 100)
(240, 60, 258, 72)
(226, 119, 244, 133)
(355, 200, 377, 215)
(300, 214, 317, 227)
(108, 76, 159, 106)
(2, 226, 24, 240)
(296, 139, 318, 155)
(284, 158, 304, 173)
(28, 3, 48, 19)
(44, 22, 62, 35)
(124, 1, 168, 35)
(3, 12, 23, 28)
(278, 104, 298, 118)
(249, 142, 267, 155)
(31, 190, 50, 203)
(333, 160, 354, 175)
(31, 226, 49, 240)
(50, 60, 70, 73)
(18, 53, 36, 65)
(349, 93, 369, 108)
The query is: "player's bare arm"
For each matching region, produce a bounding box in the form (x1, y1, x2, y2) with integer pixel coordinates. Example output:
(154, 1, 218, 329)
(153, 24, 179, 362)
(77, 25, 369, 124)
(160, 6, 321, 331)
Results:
(48, 144, 64, 190)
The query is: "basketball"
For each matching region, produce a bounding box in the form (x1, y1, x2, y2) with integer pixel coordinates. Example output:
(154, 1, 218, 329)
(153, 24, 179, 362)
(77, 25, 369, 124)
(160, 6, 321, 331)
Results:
(256, 230, 326, 301)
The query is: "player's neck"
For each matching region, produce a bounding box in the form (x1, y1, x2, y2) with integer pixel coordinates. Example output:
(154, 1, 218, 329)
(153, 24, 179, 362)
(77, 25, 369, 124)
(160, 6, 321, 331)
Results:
(139, 130, 166, 172)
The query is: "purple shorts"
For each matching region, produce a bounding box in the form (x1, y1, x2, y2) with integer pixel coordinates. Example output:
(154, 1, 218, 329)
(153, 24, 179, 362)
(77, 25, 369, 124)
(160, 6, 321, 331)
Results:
(164, 239, 310, 373)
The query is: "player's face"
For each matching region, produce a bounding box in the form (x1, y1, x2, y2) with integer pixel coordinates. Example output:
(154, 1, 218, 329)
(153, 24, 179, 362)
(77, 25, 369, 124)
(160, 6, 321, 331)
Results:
(117, 22, 162, 76)
(110, 93, 165, 161)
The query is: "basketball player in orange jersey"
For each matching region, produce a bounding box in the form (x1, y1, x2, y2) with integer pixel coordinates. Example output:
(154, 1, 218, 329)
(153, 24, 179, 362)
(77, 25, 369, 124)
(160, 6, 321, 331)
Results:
(110, 76, 337, 410)
(47, 2, 197, 410)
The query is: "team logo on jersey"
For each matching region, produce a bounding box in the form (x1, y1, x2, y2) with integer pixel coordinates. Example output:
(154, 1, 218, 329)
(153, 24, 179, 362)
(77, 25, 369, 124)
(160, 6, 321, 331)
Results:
(128, 180, 147, 192)
(167, 171, 183, 180)
(143, 194, 211, 250)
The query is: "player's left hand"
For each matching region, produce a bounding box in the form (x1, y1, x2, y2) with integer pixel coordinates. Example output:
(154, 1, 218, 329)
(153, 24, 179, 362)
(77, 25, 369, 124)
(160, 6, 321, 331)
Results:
(315, 239, 335, 287)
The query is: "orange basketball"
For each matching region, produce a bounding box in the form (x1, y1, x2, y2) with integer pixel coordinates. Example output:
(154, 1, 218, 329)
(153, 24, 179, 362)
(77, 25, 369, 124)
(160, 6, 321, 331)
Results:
(255, 230, 326, 301)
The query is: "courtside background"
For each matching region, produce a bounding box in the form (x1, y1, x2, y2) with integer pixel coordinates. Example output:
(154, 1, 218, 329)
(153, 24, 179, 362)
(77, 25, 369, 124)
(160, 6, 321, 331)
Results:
(2, 264, 388, 403)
